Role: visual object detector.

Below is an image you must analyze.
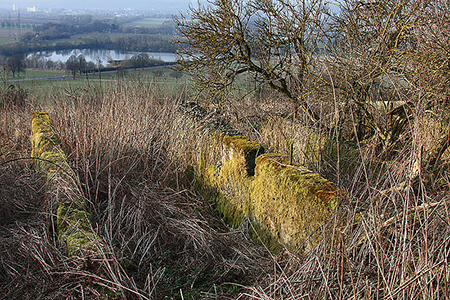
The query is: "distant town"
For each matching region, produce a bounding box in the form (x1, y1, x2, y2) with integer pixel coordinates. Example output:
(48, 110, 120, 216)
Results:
(1, 2, 178, 20)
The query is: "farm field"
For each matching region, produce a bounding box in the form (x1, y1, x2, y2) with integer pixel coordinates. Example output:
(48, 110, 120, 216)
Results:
(4, 67, 189, 105)
(21, 69, 65, 77)
(0, 38, 17, 45)
(122, 17, 170, 28)
(0, 28, 33, 45)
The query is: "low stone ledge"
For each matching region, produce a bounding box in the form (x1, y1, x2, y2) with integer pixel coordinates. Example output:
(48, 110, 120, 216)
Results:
(31, 112, 101, 256)
(180, 104, 341, 254)
(250, 153, 338, 253)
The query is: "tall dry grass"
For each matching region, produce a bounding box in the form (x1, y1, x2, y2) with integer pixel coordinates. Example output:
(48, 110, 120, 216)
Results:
(1, 67, 450, 299)
(0, 79, 272, 299)
(222, 73, 450, 300)
(152, 76, 450, 298)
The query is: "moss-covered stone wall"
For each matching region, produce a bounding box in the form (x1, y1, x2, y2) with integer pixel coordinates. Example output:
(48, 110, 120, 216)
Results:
(250, 154, 337, 253)
(31, 112, 101, 256)
(182, 105, 340, 255)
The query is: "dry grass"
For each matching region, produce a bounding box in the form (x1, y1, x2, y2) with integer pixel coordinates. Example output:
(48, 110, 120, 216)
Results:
(221, 84, 450, 299)
(1, 69, 450, 299)
(181, 66, 450, 299)
(0, 79, 273, 299)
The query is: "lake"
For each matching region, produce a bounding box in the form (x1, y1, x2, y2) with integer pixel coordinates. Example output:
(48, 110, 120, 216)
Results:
(27, 49, 177, 63)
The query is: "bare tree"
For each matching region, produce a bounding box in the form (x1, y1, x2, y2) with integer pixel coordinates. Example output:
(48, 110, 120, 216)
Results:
(329, 0, 430, 150)
(6, 54, 25, 78)
(175, 0, 450, 159)
(175, 0, 330, 122)
(77, 54, 87, 75)
(66, 55, 78, 79)
(412, 0, 450, 165)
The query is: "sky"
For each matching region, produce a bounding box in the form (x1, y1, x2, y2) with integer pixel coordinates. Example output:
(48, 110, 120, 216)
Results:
(1, 0, 192, 11)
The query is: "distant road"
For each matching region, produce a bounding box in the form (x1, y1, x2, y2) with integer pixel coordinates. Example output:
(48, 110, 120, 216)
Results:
(7, 76, 67, 82)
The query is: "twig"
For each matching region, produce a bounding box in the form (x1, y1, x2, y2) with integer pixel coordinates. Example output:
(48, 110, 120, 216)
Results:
(381, 199, 446, 229)
(54, 270, 150, 300)
(266, 157, 314, 174)
(351, 198, 449, 250)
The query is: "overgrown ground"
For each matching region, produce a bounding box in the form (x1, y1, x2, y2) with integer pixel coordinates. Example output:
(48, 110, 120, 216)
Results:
(0, 80, 272, 299)
(1, 73, 450, 299)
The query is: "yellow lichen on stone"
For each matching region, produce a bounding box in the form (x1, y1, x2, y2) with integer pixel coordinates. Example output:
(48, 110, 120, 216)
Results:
(250, 153, 338, 253)
(215, 135, 261, 227)
(178, 106, 341, 255)
(216, 157, 248, 228)
(30, 112, 100, 256)
(222, 135, 263, 176)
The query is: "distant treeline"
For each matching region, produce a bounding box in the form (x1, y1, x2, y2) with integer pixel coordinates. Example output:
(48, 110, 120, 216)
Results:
(19, 21, 121, 42)
(20, 20, 175, 43)
(84, 62, 177, 74)
(24, 52, 176, 71)
(0, 52, 176, 79)
(0, 35, 176, 56)
(121, 22, 175, 35)
(0, 20, 176, 57)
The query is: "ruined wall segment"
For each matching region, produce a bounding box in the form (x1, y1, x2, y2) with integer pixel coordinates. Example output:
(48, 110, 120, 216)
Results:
(250, 153, 338, 253)
(31, 112, 101, 256)
(180, 103, 341, 254)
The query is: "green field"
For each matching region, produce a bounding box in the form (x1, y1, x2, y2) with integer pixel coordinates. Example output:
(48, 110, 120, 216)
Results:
(22, 69, 65, 78)
(4, 70, 65, 82)
(0, 28, 34, 45)
(0, 38, 17, 45)
(8, 67, 189, 101)
(122, 18, 169, 28)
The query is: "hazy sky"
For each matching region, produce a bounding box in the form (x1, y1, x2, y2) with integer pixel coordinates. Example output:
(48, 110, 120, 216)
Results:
(1, 0, 192, 11)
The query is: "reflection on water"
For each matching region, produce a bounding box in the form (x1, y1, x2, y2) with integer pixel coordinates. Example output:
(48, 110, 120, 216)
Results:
(27, 49, 176, 63)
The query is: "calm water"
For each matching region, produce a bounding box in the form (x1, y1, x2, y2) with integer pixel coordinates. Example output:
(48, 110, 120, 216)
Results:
(27, 49, 176, 63)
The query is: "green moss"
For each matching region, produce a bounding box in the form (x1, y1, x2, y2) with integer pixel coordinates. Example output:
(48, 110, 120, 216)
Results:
(31, 112, 60, 158)
(215, 192, 244, 228)
(30, 112, 73, 178)
(222, 135, 263, 176)
(249, 220, 285, 254)
(192, 134, 263, 229)
(57, 201, 98, 255)
(222, 135, 260, 152)
(194, 161, 245, 228)
(250, 153, 338, 253)
(31, 111, 100, 256)
(216, 155, 249, 227)
(214, 136, 262, 227)
(183, 107, 339, 254)
(206, 165, 219, 187)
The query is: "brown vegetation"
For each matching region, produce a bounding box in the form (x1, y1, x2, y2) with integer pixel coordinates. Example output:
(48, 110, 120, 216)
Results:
(0, 81, 272, 299)
(1, 0, 450, 299)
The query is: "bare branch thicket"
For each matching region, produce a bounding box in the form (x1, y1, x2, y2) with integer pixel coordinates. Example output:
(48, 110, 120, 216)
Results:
(412, 0, 450, 167)
(328, 0, 426, 150)
(240, 2, 450, 298)
(174, 0, 444, 161)
(175, 0, 330, 123)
